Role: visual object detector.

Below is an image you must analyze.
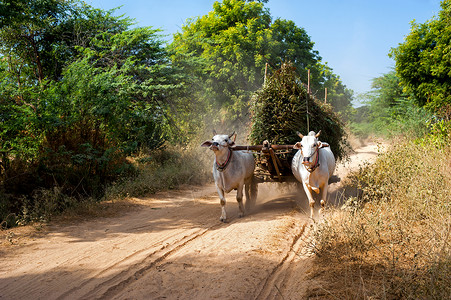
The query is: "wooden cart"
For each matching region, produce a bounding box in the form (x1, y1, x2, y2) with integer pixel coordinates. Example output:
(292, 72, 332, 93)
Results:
(231, 141, 298, 183)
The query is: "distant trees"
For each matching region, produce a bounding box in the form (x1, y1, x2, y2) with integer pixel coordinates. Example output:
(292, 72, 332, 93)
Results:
(356, 71, 431, 137)
(363, 71, 406, 124)
(390, 0, 451, 114)
(171, 0, 352, 125)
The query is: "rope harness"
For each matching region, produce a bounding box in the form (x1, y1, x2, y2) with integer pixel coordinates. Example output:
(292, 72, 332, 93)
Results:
(304, 148, 320, 173)
(215, 148, 233, 172)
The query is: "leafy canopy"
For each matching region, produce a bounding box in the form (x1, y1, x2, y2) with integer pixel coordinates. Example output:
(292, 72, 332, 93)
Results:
(0, 0, 182, 200)
(171, 0, 352, 124)
(390, 0, 451, 113)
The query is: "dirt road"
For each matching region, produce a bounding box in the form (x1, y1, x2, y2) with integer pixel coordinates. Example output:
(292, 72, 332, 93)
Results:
(0, 143, 382, 300)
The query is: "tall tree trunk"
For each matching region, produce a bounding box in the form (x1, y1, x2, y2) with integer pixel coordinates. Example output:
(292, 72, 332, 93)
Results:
(28, 34, 44, 83)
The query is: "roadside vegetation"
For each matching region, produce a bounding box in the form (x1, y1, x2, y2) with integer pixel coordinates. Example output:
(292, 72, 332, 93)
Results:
(310, 1, 451, 297)
(0, 0, 353, 227)
(0, 0, 450, 297)
(103, 145, 212, 202)
(311, 138, 450, 299)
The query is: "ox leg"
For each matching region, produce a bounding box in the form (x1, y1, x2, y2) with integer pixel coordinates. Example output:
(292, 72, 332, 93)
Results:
(244, 182, 250, 211)
(236, 183, 245, 218)
(319, 183, 329, 217)
(302, 182, 315, 219)
(216, 187, 227, 222)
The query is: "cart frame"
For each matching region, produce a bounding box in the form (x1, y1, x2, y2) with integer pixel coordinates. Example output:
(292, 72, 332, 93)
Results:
(231, 141, 297, 183)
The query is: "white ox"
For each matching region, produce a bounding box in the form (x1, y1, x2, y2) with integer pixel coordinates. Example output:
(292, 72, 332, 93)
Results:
(291, 130, 335, 219)
(201, 132, 256, 222)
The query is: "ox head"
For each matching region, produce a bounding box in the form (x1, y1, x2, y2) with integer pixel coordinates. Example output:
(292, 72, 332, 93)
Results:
(293, 130, 322, 165)
(201, 131, 236, 153)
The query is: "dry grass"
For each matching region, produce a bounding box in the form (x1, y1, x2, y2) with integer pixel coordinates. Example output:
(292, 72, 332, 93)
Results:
(309, 140, 451, 299)
(1, 144, 212, 229)
(104, 144, 212, 201)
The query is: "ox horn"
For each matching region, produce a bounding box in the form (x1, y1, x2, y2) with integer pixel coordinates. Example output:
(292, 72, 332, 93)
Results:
(212, 129, 217, 136)
(315, 130, 322, 138)
(229, 131, 236, 142)
(296, 131, 304, 139)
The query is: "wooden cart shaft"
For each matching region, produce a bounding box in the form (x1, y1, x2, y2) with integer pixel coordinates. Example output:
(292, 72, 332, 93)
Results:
(230, 144, 294, 151)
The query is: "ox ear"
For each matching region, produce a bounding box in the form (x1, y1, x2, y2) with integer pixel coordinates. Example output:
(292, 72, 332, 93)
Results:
(293, 142, 302, 150)
(201, 141, 212, 147)
(296, 131, 304, 139)
(315, 130, 321, 138)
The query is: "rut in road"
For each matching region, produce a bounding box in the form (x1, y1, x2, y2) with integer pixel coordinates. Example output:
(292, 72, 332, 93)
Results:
(57, 226, 217, 299)
(82, 225, 222, 299)
(254, 221, 311, 300)
(0, 143, 382, 300)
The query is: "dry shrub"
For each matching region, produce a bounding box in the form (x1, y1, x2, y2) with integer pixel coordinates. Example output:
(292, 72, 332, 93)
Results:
(104, 144, 212, 200)
(2, 142, 213, 227)
(311, 140, 451, 299)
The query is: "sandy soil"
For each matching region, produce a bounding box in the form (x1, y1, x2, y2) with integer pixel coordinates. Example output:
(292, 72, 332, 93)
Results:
(0, 142, 383, 300)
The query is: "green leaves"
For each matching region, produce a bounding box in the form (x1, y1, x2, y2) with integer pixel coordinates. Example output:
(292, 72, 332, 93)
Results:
(390, 0, 451, 113)
(0, 0, 182, 203)
(171, 0, 352, 126)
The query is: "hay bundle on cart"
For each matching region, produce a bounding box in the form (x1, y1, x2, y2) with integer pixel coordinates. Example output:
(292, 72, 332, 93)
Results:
(248, 63, 348, 179)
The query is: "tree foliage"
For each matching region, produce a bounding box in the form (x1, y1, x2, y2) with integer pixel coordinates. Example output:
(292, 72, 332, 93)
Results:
(362, 71, 406, 123)
(353, 71, 434, 139)
(171, 0, 352, 124)
(0, 0, 183, 219)
(172, 0, 272, 122)
(390, 0, 451, 113)
(0, 0, 353, 224)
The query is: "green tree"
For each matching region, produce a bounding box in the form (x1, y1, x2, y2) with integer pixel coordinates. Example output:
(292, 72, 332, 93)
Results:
(0, 0, 182, 201)
(172, 0, 273, 123)
(270, 18, 319, 83)
(390, 0, 451, 113)
(354, 71, 432, 138)
(364, 71, 406, 123)
(171, 0, 352, 125)
(317, 63, 353, 118)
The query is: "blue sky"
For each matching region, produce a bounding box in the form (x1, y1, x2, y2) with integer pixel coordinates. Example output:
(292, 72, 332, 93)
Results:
(87, 0, 441, 104)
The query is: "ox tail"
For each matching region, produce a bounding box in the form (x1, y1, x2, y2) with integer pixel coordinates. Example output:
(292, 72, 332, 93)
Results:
(251, 175, 258, 203)
(246, 175, 258, 212)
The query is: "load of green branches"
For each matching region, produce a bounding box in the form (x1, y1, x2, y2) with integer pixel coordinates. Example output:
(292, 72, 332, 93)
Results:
(249, 62, 348, 161)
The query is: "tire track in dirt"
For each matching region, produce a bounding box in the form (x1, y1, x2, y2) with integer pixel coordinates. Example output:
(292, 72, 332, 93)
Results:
(83, 221, 228, 300)
(254, 142, 384, 299)
(254, 221, 309, 299)
(0, 143, 382, 300)
(0, 189, 222, 300)
(54, 196, 232, 299)
(55, 228, 207, 299)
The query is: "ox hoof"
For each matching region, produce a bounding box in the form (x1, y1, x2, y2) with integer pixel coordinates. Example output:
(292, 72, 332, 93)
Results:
(238, 213, 244, 218)
(220, 217, 227, 223)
